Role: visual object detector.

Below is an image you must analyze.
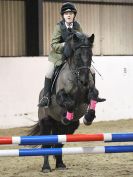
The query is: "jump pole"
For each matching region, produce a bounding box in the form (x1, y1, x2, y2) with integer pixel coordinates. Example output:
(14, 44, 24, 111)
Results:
(0, 133, 133, 145)
(0, 145, 133, 157)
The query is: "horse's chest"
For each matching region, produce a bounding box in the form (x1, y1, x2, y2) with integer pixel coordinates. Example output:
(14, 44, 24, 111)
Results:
(69, 84, 87, 100)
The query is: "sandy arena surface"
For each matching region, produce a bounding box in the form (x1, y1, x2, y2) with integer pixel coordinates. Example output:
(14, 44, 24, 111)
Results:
(0, 119, 133, 177)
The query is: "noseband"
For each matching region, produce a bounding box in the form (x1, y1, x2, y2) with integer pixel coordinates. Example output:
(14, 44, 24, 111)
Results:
(72, 66, 90, 82)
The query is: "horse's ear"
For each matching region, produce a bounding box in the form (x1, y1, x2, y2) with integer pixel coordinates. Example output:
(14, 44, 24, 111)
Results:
(73, 32, 80, 42)
(89, 34, 95, 43)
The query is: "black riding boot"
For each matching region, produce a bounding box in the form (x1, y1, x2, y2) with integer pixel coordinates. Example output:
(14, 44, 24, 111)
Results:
(38, 78, 52, 107)
(92, 73, 106, 102)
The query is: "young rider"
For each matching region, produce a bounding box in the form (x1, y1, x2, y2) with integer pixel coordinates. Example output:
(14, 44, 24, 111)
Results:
(38, 2, 83, 107)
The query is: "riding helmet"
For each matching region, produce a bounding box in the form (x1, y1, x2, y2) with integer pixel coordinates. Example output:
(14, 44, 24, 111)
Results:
(60, 2, 77, 15)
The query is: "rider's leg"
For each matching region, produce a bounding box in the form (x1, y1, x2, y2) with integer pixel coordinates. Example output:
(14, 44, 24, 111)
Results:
(38, 62, 54, 107)
(90, 67, 95, 85)
(90, 67, 106, 102)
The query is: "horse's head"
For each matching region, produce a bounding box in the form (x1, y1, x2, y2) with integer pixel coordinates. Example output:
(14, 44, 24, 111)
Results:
(64, 32, 95, 86)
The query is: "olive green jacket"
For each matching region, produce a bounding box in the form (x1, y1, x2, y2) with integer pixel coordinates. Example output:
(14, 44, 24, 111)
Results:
(48, 21, 83, 66)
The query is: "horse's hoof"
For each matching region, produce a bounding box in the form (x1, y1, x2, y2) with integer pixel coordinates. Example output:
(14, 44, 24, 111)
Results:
(42, 167, 52, 173)
(61, 118, 71, 125)
(83, 117, 92, 126)
(56, 163, 67, 170)
(83, 109, 95, 126)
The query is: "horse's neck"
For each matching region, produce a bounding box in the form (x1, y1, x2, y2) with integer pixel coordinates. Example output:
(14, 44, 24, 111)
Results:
(61, 62, 72, 74)
(56, 62, 74, 92)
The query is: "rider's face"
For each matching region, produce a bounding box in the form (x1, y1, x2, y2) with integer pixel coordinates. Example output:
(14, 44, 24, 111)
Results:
(63, 12, 75, 24)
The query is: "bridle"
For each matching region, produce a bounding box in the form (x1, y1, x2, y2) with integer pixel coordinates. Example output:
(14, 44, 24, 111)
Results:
(70, 45, 92, 81)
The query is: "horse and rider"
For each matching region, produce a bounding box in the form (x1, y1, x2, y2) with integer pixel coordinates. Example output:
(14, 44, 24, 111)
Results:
(30, 2, 106, 172)
(38, 2, 105, 124)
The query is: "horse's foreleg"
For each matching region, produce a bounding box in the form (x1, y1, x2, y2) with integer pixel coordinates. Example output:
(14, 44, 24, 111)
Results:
(56, 89, 75, 111)
(84, 85, 106, 125)
(56, 89, 75, 124)
(54, 143, 66, 170)
(83, 88, 98, 125)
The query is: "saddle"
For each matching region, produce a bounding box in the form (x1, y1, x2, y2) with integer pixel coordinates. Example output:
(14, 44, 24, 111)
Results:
(50, 63, 65, 94)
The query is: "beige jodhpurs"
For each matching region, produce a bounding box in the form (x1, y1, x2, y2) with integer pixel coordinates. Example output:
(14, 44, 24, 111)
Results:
(45, 61, 55, 79)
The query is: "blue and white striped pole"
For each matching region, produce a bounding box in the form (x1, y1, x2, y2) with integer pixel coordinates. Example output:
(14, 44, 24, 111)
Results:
(0, 145, 133, 157)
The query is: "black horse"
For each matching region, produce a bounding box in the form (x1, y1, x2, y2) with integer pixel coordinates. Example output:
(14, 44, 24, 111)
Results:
(30, 32, 102, 172)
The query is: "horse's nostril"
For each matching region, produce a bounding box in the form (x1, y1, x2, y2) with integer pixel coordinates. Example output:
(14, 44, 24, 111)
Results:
(84, 82, 88, 86)
(80, 80, 88, 86)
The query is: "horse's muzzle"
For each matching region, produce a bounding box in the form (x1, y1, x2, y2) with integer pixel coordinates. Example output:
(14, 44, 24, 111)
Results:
(80, 79, 89, 87)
